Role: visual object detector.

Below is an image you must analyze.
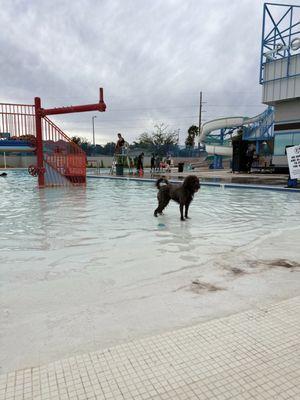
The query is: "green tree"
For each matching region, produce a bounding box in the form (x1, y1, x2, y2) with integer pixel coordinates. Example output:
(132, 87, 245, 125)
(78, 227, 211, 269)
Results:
(71, 136, 90, 148)
(134, 123, 179, 155)
(103, 142, 115, 155)
(71, 136, 93, 155)
(71, 136, 84, 145)
(185, 125, 198, 147)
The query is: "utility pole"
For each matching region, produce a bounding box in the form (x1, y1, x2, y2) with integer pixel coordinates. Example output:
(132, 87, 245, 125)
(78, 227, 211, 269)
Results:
(198, 91, 203, 149)
(198, 91, 203, 134)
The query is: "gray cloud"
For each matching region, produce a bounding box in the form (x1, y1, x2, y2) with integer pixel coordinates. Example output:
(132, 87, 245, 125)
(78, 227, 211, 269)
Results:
(0, 0, 291, 144)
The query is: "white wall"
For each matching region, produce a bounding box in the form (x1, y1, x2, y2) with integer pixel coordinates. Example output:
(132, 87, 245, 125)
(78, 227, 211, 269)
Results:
(262, 54, 300, 104)
(0, 154, 36, 168)
(0, 154, 203, 169)
(274, 99, 300, 123)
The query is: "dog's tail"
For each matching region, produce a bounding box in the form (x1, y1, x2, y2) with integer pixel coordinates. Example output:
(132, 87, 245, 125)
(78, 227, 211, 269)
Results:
(156, 178, 169, 189)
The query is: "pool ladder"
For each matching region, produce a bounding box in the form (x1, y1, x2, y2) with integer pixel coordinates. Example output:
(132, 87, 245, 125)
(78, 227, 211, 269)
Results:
(110, 146, 133, 175)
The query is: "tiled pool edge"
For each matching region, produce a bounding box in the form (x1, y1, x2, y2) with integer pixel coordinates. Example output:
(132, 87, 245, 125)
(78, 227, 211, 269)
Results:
(87, 174, 300, 193)
(1, 296, 299, 400)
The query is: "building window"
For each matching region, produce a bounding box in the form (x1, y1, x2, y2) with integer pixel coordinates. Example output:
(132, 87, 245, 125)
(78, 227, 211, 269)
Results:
(274, 133, 293, 155)
(292, 132, 300, 146)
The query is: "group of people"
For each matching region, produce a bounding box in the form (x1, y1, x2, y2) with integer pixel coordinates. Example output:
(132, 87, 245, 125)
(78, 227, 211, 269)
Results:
(115, 134, 144, 174)
(115, 133, 173, 175)
(150, 154, 172, 173)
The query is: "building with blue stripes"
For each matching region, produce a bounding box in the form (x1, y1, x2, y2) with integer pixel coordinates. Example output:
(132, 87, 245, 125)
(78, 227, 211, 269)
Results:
(260, 2, 300, 171)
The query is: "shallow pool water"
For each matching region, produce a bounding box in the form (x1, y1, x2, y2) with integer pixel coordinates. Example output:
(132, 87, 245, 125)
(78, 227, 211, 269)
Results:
(1, 170, 299, 253)
(1, 170, 300, 372)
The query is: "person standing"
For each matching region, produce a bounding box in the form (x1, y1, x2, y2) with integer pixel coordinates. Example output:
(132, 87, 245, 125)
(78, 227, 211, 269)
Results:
(137, 152, 144, 175)
(155, 154, 161, 172)
(166, 154, 172, 172)
(115, 133, 125, 154)
(246, 145, 255, 173)
(150, 153, 155, 173)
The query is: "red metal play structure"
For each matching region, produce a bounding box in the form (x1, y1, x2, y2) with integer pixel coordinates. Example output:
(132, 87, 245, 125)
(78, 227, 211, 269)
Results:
(0, 88, 106, 187)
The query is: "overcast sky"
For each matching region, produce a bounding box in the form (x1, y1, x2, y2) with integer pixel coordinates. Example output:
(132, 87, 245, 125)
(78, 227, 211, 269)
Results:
(0, 0, 294, 145)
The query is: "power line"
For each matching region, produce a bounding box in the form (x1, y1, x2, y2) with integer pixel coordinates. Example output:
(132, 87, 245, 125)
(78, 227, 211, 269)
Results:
(56, 114, 210, 124)
(107, 104, 265, 111)
(72, 115, 207, 123)
(25, 90, 262, 101)
(61, 123, 210, 131)
(60, 116, 208, 129)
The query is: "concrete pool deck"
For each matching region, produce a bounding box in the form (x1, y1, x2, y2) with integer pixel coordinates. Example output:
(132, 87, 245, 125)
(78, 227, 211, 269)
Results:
(1, 296, 299, 400)
(2, 167, 298, 189)
(87, 168, 299, 191)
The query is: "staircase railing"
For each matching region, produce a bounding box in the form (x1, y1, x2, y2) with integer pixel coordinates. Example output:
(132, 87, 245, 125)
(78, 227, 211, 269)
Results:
(0, 103, 36, 145)
(42, 117, 86, 185)
(243, 107, 274, 141)
(0, 102, 86, 185)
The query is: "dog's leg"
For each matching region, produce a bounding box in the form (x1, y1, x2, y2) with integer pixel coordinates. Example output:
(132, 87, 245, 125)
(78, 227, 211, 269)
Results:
(185, 202, 191, 219)
(154, 206, 161, 217)
(179, 203, 185, 221)
(154, 203, 167, 217)
(154, 198, 170, 217)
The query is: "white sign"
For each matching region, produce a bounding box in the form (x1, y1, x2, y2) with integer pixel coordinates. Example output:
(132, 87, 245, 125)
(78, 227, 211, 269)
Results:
(264, 37, 300, 60)
(286, 144, 300, 179)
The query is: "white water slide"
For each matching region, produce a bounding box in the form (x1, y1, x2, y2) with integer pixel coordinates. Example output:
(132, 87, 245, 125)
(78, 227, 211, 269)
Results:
(199, 111, 267, 156)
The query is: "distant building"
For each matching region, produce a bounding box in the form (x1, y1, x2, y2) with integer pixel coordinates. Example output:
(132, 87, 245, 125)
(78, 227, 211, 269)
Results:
(260, 3, 300, 171)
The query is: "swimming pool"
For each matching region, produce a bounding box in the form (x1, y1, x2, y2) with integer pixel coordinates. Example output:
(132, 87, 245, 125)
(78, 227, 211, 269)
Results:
(1, 170, 300, 372)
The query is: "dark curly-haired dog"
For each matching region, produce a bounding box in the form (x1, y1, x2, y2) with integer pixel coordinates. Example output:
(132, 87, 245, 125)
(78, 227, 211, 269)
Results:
(154, 175, 200, 221)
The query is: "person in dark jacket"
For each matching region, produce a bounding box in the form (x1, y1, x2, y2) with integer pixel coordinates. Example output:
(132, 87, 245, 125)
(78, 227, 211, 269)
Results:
(137, 152, 144, 175)
(115, 133, 125, 154)
(150, 153, 155, 173)
(246, 145, 255, 172)
(155, 154, 161, 172)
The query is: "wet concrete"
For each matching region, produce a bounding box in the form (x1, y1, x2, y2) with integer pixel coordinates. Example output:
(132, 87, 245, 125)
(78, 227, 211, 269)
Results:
(147, 169, 291, 187)
(90, 167, 295, 188)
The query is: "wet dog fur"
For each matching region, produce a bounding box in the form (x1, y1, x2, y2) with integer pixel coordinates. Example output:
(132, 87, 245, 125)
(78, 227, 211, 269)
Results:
(154, 175, 200, 221)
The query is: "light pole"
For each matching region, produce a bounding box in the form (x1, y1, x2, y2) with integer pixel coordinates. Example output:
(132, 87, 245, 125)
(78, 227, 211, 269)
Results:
(92, 115, 97, 147)
(177, 129, 180, 157)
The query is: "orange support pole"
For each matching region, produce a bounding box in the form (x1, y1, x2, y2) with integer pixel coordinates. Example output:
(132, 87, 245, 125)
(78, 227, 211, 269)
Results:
(34, 97, 45, 187)
(33, 88, 106, 188)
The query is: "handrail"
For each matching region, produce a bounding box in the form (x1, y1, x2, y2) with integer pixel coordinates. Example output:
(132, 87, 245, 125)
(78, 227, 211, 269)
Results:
(0, 102, 86, 186)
